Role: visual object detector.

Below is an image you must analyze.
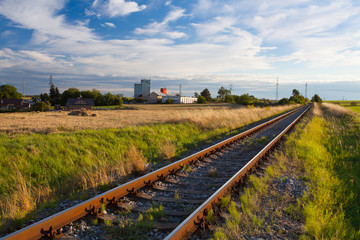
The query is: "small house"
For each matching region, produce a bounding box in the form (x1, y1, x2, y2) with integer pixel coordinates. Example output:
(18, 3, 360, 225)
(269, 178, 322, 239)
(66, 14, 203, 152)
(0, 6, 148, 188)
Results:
(0, 99, 30, 110)
(67, 97, 94, 110)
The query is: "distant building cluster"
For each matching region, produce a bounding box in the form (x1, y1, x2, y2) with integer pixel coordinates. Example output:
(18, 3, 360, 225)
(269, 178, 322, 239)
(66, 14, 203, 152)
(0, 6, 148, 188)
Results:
(0, 99, 30, 110)
(134, 79, 197, 104)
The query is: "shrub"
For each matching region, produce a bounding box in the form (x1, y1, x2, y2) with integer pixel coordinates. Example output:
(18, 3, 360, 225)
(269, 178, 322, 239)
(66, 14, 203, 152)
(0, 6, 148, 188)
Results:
(197, 96, 206, 104)
(31, 101, 49, 111)
(165, 98, 173, 104)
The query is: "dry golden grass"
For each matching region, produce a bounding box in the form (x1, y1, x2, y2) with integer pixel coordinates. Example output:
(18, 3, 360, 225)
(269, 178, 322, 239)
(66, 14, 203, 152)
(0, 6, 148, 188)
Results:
(322, 102, 353, 117)
(0, 104, 295, 134)
(159, 141, 176, 160)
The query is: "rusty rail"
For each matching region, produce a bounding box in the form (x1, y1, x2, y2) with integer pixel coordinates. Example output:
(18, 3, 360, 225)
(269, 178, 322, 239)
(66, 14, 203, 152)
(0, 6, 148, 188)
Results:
(164, 103, 312, 240)
(2, 105, 307, 240)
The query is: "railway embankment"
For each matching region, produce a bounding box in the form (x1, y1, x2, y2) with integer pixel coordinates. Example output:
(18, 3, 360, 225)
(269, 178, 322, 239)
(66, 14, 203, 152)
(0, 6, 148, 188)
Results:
(212, 103, 360, 240)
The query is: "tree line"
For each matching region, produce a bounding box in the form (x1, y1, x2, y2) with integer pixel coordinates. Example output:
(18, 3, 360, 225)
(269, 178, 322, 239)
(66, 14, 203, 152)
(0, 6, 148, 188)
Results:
(195, 86, 322, 105)
(39, 84, 126, 106)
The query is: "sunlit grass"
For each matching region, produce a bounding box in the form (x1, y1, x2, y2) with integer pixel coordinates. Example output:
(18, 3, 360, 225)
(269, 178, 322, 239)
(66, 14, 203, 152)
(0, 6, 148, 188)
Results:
(213, 103, 360, 239)
(0, 104, 296, 233)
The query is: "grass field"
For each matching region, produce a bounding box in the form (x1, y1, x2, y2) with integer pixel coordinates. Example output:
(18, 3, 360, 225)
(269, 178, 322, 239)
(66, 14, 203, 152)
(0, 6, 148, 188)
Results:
(0, 103, 259, 135)
(0, 104, 295, 233)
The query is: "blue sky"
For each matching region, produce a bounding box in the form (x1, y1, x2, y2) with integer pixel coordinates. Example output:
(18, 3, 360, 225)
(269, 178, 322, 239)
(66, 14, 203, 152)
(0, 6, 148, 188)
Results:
(0, 0, 360, 100)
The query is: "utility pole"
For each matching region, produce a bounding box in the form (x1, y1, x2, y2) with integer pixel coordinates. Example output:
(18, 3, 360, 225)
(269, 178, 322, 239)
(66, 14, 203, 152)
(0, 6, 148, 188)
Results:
(49, 74, 53, 87)
(276, 77, 279, 101)
(179, 84, 182, 96)
(230, 84, 233, 95)
(22, 80, 26, 97)
(305, 82, 308, 99)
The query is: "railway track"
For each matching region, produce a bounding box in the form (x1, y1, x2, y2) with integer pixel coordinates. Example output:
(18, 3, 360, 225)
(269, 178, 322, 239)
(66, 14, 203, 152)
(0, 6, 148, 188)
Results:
(2, 104, 312, 240)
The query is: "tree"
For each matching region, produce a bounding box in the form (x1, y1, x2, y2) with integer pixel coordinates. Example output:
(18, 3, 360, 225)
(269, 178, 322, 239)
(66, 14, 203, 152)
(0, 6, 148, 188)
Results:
(200, 88, 211, 101)
(224, 95, 234, 103)
(234, 94, 252, 105)
(292, 89, 300, 96)
(40, 93, 51, 102)
(234, 94, 258, 105)
(113, 95, 123, 105)
(92, 89, 104, 106)
(61, 88, 80, 105)
(278, 98, 289, 105)
(311, 94, 323, 103)
(217, 86, 231, 99)
(104, 92, 115, 106)
(50, 84, 56, 99)
(49, 84, 61, 105)
(0, 84, 22, 99)
(31, 101, 49, 111)
(289, 94, 306, 104)
(194, 92, 199, 98)
(197, 96, 206, 104)
(80, 90, 94, 99)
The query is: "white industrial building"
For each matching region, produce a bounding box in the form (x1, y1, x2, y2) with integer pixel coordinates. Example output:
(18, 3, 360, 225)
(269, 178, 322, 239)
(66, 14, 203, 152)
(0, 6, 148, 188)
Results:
(162, 95, 197, 104)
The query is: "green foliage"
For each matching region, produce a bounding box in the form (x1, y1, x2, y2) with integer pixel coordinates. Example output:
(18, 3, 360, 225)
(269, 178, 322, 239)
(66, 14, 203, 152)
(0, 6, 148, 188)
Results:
(206, 208, 215, 224)
(40, 93, 50, 102)
(61, 88, 80, 105)
(220, 194, 231, 208)
(200, 88, 211, 101)
(217, 86, 231, 99)
(165, 98, 173, 104)
(284, 108, 360, 239)
(31, 101, 49, 112)
(289, 94, 306, 104)
(0, 84, 22, 99)
(292, 89, 300, 96)
(278, 97, 289, 105)
(197, 95, 206, 104)
(0, 121, 234, 229)
(311, 94, 323, 103)
(234, 94, 258, 105)
(224, 95, 234, 103)
(213, 228, 227, 240)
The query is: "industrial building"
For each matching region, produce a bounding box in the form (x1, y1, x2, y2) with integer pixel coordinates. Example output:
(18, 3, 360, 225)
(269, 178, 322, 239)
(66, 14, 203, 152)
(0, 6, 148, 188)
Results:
(134, 79, 151, 98)
(162, 95, 197, 104)
(134, 79, 197, 104)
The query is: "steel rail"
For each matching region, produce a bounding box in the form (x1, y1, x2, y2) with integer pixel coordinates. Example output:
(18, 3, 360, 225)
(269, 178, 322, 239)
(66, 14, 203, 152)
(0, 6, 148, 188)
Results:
(2, 105, 305, 240)
(164, 103, 312, 240)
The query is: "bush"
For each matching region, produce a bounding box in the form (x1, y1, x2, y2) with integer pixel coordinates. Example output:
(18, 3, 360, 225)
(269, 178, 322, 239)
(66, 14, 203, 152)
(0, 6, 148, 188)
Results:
(197, 96, 206, 104)
(31, 102, 49, 112)
(224, 95, 234, 103)
(351, 102, 357, 106)
(165, 98, 173, 104)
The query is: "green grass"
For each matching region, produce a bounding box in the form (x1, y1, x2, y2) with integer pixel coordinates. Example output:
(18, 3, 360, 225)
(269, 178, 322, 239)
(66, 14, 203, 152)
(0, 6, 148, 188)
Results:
(213, 104, 360, 239)
(283, 105, 360, 239)
(0, 122, 229, 232)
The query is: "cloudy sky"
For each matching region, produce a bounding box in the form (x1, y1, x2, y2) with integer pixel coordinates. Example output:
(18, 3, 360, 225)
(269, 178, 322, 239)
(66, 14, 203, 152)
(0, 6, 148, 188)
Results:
(0, 0, 360, 100)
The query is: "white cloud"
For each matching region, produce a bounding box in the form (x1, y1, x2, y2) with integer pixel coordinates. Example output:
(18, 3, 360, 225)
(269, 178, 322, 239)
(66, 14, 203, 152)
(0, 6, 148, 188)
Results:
(0, 0, 96, 43)
(103, 22, 116, 28)
(134, 7, 187, 39)
(92, 0, 146, 17)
